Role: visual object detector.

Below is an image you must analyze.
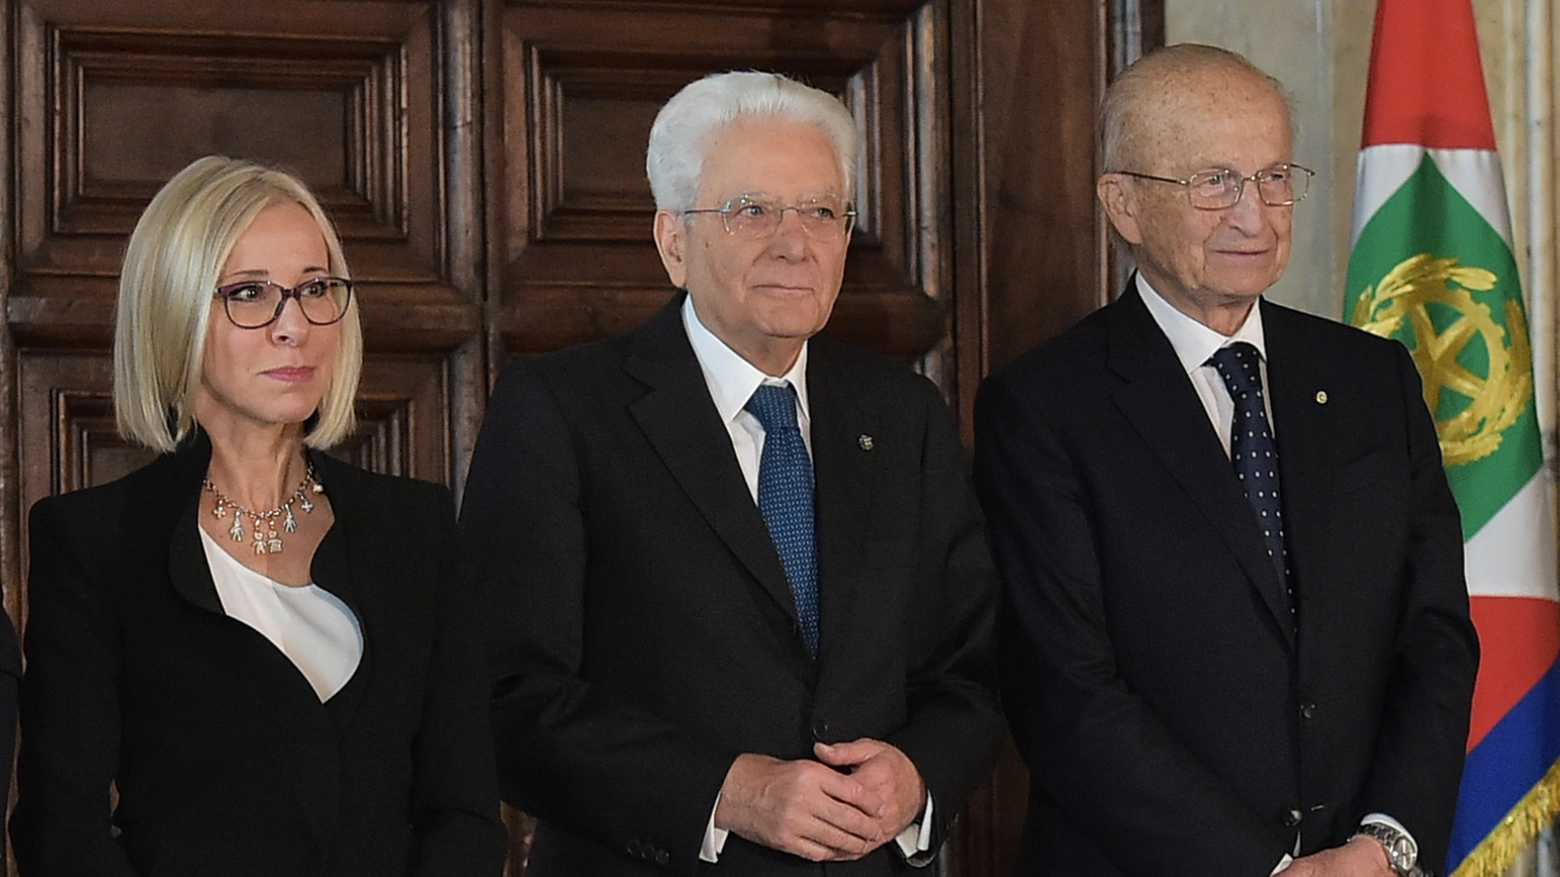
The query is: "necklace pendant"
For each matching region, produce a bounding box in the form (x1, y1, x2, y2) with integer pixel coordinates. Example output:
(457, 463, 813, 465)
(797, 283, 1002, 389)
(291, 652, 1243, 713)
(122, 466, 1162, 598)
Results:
(203, 463, 316, 552)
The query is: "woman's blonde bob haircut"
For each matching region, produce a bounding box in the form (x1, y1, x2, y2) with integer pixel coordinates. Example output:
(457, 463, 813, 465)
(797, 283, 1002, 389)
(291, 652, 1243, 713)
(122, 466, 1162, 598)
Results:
(114, 155, 362, 453)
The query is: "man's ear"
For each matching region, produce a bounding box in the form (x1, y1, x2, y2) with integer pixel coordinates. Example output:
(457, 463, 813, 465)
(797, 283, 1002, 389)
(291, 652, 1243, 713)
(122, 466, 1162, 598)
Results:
(653, 210, 689, 289)
(1097, 175, 1145, 246)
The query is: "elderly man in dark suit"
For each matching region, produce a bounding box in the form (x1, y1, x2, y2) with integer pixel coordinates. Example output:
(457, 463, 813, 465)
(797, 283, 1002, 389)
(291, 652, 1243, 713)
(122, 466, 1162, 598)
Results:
(975, 45, 1478, 877)
(461, 70, 1004, 876)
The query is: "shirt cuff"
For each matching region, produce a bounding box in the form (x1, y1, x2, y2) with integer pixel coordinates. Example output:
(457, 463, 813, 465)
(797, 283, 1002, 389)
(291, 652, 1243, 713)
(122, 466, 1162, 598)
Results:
(703, 788, 936, 863)
(1272, 853, 1294, 874)
(700, 793, 729, 864)
(893, 791, 935, 858)
(1361, 812, 1412, 840)
(1357, 813, 1415, 866)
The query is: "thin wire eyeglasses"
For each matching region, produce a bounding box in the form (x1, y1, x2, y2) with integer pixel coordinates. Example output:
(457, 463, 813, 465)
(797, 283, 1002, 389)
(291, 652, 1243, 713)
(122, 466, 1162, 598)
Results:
(1113, 163, 1315, 210)
(682, 194, 858, 240)
(213, 277, 354, 330)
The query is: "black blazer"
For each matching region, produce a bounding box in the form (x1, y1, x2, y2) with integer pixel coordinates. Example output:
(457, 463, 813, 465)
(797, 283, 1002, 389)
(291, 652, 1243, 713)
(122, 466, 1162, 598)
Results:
(0, 598, 17, 862)
(974, 288, 1479, 877)
(460, 294, 1005, 876)
(12, 432, 506, 877)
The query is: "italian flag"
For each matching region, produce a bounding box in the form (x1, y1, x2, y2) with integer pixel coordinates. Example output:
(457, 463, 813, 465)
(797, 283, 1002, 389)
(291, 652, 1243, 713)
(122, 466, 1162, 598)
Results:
(1344, 1, 1560, 875)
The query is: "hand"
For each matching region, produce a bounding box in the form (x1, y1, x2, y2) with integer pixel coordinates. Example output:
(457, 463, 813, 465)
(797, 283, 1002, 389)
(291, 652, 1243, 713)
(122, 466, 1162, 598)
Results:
(813, 738, 926, 839)
(1284, 837, 1395, 877)
(713, 752, 892, 862)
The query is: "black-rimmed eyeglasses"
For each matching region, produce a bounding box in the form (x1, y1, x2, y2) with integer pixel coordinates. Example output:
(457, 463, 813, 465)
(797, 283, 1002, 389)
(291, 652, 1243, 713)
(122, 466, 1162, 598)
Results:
(1112, 163, 1315, 210)
(213, 277, 354, 330)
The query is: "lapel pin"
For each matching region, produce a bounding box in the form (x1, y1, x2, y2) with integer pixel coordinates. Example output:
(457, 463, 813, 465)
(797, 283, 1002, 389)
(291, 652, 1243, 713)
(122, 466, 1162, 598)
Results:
(857, 434, 874, 451)
(1315, 390, 1328, 404)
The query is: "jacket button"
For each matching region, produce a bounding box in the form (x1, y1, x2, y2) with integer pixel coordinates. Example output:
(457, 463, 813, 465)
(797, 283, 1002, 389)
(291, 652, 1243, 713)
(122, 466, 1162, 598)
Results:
(1300, 701, 1317, 720)
(655, 849, 670, 865)
(811, 719, 830, 742)
(1283, 808, 1303, 827)
(626, 839, 641, 855)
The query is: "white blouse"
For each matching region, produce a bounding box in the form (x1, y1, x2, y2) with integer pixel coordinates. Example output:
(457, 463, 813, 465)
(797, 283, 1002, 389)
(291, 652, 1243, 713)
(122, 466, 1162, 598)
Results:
(198, 527, 364, 701)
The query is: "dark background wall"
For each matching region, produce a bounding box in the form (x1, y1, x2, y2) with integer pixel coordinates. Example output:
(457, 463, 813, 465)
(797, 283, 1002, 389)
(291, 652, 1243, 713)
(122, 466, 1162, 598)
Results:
(0, 1, 1161, 872)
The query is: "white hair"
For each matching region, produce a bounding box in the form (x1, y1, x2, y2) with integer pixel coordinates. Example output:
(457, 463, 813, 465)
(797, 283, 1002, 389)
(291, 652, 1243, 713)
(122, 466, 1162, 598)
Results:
(646, 71, 859, 212)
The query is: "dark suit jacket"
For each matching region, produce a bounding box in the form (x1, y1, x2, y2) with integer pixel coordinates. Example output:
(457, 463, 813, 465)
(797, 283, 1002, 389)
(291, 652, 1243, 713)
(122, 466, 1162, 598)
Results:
(12, 432, 506, 877)
(0, 600, 17, 862)
(974, 287, 1478, 877)
(460, 293, 1004, 876)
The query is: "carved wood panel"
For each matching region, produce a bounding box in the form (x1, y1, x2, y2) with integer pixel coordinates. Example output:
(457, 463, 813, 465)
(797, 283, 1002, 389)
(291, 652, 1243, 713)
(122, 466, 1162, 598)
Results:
(11, 0, 470, 351)
(0, 0, 1157, 875)
(490, 0, 951, 375)
(954, 3, 1164, 875)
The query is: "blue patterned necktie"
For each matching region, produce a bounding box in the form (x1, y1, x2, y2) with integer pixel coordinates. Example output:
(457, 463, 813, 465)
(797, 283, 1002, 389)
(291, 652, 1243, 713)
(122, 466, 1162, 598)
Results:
(1209, 342, 1295, 623)
(745, 383, 820, 654)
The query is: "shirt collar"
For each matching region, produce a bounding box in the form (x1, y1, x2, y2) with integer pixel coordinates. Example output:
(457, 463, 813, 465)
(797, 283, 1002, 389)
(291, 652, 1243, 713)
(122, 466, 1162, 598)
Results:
(1135, 272, 1267, 373)
(681, 294, 811, 424)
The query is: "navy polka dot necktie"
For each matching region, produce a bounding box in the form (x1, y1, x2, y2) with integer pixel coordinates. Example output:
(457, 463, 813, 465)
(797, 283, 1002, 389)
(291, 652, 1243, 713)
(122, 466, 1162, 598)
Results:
(1209, 342, 1295, 623)
(745, 383, 820, 655)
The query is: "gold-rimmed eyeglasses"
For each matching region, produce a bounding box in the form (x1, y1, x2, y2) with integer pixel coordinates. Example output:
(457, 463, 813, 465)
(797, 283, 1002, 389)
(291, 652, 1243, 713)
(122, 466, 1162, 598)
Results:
(213, 277, 354, 330)
(1113, 163, 1315, 210)
(682, 194, 857, 240)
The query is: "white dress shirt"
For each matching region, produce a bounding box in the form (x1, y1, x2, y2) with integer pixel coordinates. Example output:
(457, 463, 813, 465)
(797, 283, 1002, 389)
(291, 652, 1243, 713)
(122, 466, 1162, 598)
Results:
(1135, 272, 1273, 455)
(199, 526, 363, 702)
(1134, 275, 1414, 872)
(681, 296, 934, 863)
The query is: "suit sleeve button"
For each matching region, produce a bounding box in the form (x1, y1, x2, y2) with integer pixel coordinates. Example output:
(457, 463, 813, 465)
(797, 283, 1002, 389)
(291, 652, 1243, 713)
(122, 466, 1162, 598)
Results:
(1283, 808, 1303, 827)
(626, 839, 641, 855)
(655, 850, 670, 865)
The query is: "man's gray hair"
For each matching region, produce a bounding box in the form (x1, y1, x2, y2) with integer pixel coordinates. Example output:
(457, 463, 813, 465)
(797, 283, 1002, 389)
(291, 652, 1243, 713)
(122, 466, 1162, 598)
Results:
(646, 71, 858, 212)
(1100, 44, 1294, 173)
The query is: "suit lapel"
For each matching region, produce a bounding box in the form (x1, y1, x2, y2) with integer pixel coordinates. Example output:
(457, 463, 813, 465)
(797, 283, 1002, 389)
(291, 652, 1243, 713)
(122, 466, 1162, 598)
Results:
(806, 340, 880, 666)
(1107, 289, 1296, 648)
(136, 432, 226, 616)
(137, 431, 343, 850)
(1261, 301, 1338, 616)
(305, 453, 371, 732)
(623, 296, 802, 628)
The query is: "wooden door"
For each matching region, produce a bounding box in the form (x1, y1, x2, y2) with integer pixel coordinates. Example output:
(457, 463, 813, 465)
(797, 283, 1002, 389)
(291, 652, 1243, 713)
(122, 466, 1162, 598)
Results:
(0, 0, 1159, 873)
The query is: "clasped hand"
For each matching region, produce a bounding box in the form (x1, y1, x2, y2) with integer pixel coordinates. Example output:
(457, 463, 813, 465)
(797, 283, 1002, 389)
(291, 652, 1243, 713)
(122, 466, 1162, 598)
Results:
(1283, 837, 1396, 877)
(714, 738, 926, 862)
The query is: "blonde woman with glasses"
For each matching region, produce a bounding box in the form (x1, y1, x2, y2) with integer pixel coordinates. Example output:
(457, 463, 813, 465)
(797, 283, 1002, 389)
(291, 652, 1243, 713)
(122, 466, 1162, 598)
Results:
(12, 156, 505, 877)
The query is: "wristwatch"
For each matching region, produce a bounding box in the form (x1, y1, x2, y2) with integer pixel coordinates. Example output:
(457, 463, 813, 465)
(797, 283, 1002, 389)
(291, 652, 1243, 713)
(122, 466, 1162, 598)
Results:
(1351, 822, 1420, 877)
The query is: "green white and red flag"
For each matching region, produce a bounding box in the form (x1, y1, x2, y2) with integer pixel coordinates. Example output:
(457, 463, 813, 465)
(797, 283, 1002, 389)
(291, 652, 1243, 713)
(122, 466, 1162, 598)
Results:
(1344, 1, 1559, 875)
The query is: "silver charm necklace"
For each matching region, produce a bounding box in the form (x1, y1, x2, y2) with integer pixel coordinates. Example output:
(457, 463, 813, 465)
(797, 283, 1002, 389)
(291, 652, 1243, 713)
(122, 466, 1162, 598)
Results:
(204, 463, 323, 555)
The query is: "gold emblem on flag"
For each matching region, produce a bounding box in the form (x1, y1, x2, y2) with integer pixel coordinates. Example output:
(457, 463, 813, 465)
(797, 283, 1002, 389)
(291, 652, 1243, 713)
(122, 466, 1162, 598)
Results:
(1350, 253, 1531, 466)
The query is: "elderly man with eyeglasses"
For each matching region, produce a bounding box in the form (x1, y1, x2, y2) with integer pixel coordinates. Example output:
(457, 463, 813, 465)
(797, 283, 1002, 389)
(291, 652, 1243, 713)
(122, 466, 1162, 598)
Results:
(460, 70, 1004, 877)
(974, 45, 1477, 877)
